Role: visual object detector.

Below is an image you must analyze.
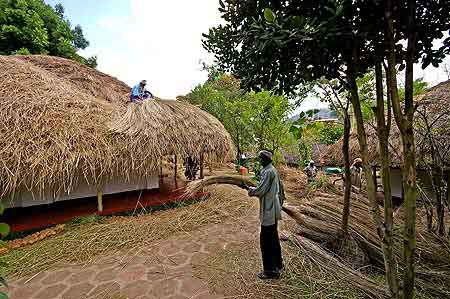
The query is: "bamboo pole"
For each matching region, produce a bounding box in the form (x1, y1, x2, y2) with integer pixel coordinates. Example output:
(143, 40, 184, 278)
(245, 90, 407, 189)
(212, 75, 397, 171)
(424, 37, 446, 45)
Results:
(96, 186, 103, 213)
(200, 151, 204, 179)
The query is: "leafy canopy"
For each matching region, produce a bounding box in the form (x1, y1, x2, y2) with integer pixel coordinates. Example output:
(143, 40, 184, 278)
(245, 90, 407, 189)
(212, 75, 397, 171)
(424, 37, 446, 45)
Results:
(184, 71, 292, 161)
(0, 0, 96, 67)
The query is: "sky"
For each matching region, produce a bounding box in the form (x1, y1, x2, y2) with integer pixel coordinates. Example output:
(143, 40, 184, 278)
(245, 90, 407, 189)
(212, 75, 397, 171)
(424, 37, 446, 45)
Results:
(46, 0, 449, 112)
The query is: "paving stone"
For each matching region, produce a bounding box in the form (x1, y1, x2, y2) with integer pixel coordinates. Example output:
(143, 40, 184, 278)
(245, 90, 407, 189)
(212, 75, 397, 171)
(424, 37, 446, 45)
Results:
(183, 242, 202, 254)
(15, 271, 48, 285)
(118, 267, 147, 282)
(148, 279, 179, 298)
(62, 282, 95, 299)
(158, 242, 182, 257)
(35, 284, 67, 299)
(122, 280, 150, 299)
(120, 255, 147, 268)
(165, 295, 189, 299)
(95, 267, 119, 282)
(165, 253, 190, 268)
(146, 268, 167, 281)
(42, 270, 72, 285)
(88, 281, 121, 298)
(66, 268, 96, 284)
(10, 283, 40, 299)
(193, 291, 221, 299)
(179, 276, 208, 297)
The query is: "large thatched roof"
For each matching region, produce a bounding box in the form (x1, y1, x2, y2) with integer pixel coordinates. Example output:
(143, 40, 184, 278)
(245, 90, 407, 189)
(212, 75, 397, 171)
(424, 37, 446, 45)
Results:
(0, 55, 234, 197)
(324, 80, 450, 168)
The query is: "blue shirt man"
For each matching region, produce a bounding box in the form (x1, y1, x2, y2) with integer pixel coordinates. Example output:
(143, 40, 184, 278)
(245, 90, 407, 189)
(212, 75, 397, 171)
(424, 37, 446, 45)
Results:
(130, 80, 153, 101)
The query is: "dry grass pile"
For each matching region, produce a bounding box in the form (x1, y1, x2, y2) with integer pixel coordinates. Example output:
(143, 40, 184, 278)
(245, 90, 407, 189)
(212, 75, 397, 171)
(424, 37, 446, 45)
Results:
(0, 185, 252, 278)
(0, 55, 234, 199)
(193, 238, 370, 299)
(278, 166, 308, 199)
(0, 225, 65, 255)
(285, 186, 450, 298)
(183, 175, 257, 198)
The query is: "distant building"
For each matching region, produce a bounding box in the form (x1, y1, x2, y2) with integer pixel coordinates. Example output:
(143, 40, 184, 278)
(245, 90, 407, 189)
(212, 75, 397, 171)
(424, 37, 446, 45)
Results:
(290, 108, 338, 122)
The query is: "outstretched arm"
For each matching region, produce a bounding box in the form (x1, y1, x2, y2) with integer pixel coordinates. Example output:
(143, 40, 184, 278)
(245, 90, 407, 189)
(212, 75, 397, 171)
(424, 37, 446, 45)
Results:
(248, 170, 273, 197)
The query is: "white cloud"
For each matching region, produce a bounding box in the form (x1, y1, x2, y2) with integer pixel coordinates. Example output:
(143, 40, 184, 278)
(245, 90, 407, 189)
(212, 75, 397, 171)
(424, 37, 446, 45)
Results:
(84, 2, 449, 103)
(86, 0, 222, 99)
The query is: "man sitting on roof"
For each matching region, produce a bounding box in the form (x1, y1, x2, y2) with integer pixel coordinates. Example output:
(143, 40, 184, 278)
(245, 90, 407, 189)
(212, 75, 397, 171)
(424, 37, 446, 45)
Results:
(130, 80, 154, 102)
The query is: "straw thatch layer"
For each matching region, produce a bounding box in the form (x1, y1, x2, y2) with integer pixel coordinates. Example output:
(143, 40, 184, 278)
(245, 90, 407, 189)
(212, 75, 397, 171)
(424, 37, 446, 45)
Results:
(324, 80, 450, 168)
(0, 55, 234, 198)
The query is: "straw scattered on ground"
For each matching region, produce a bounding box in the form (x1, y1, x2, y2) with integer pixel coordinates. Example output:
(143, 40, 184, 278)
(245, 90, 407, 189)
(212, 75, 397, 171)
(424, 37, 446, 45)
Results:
(193, 239, 369, 299)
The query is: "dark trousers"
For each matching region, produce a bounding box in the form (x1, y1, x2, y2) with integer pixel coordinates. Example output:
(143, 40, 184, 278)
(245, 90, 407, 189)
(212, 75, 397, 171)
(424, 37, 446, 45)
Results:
(260, 223, 283, 273)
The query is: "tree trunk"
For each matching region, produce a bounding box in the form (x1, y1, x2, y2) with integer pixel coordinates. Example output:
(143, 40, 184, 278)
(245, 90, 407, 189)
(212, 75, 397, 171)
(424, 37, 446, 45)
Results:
(447, 171, 450, 238)
(385, 0, 418, 297)
(435, 170, 445, 235)
(341, 112, 352, 234)
(375, 63, 400, 298)
(346, 65, 383, 234)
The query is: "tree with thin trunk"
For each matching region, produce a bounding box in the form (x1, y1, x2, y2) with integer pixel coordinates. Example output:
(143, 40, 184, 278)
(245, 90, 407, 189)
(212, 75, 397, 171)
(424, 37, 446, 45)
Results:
(317, 80, 352, 235)
(203, 1, 450, 297)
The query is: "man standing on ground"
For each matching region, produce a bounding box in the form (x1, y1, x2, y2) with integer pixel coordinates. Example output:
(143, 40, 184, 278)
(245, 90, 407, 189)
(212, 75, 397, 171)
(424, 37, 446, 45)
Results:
(350, 158, 363, 190)
(304, 160, 318, 183)
(248, 150, 285, 280)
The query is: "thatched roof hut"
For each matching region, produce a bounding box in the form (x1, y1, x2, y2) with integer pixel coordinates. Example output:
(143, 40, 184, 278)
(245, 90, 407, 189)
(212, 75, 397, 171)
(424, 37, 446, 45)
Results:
(0, 55, 234, 199)
(323, 80, 450, 169)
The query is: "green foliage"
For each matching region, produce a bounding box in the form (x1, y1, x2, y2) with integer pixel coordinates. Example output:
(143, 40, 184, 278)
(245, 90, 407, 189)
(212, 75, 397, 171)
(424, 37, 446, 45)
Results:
(11, 47, 30, 55)
(0, 203, 8, 298)
(0, 0, 95, 67)
(398, 78, 429, 101)
(290, 110, 344, 165)
(185, 70, 292, 163)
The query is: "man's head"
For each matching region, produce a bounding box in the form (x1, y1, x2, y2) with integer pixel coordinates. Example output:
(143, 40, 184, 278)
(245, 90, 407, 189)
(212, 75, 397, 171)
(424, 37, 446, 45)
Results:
(140, 80, 147, 86)
(258, 150, 273, 167)
(309, 160, 315, 167)
(354, 158, 363, 168)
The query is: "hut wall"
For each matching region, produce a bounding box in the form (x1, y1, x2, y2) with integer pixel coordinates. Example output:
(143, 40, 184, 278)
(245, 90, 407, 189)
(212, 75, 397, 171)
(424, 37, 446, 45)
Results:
(390, 169, 403, 199)
(390, 169, 446, 202)
(5, 174, 159, 208)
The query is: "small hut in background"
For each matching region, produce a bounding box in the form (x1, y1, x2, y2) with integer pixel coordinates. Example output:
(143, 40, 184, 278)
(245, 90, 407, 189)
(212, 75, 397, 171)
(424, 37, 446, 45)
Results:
(323, 80, 450, 201)
(0, 55, 234, 210)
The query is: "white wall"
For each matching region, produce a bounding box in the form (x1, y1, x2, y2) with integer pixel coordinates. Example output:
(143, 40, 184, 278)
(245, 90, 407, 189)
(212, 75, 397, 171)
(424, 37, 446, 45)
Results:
(5, 174, 159, 208)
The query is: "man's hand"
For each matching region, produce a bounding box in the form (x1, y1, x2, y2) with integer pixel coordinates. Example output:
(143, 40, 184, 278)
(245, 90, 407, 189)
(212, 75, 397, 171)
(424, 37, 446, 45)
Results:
(248, 187, 256, 197)
(240, 182, 250, 190)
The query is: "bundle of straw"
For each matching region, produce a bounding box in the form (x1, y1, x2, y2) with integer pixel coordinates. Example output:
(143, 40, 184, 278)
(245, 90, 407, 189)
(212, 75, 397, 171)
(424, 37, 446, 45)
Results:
(292, 236, 388, 298)
(183, 175, 257, 198)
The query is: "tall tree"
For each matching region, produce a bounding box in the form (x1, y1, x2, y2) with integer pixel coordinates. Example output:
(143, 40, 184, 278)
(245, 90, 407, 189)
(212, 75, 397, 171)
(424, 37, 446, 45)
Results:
(0, 0, 96, 67)
(203, 1, 450, 297)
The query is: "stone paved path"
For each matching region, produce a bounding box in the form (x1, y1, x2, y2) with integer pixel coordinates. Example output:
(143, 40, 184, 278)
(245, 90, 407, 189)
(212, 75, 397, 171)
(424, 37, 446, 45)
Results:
(8, 213, 260, 299)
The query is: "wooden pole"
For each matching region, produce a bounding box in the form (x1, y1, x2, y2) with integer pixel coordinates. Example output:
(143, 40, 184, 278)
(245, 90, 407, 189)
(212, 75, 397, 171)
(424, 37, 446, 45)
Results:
(200, 151, 204, 179)
(97, 187, 103, 213)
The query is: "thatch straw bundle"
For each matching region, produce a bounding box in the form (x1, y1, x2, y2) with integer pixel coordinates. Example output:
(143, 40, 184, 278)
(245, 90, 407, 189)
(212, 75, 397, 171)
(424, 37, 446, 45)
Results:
(0, 55, 234, 199)
(109, 100, 235, 163)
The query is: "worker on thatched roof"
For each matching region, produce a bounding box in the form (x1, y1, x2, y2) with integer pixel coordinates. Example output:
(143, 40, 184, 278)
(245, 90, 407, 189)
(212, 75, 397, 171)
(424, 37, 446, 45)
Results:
(247, 150, 285, 280)
(130, 80, 154, 101)
(350, 158, 363, 190)
(304, 160, 318, 183)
